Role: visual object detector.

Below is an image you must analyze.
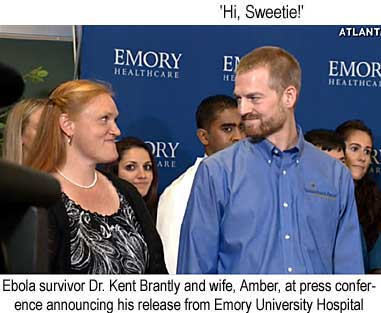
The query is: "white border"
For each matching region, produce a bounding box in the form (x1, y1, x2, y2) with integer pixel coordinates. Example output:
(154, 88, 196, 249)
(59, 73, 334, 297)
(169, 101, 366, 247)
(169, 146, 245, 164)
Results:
(1, 0, 381, 25)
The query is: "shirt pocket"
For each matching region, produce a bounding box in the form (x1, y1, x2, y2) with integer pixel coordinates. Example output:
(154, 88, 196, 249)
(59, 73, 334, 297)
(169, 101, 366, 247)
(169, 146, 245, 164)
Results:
(302, 185, 339, 236)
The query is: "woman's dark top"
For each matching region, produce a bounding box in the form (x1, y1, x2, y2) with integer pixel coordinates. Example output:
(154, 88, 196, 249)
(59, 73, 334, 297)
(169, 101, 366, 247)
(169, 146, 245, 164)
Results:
(63, 192, 148, 274)
(48, 171, 167, 274)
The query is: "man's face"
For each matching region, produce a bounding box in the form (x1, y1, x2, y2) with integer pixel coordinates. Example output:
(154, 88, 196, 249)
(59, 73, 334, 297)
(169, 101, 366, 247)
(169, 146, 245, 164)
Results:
(204, 108, 245, 155)
(234, 67, 288, 139)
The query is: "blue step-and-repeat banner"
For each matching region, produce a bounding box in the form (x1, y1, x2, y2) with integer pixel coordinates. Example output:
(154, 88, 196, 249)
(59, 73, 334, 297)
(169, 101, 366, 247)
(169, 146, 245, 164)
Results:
(80, 26, 381, 192)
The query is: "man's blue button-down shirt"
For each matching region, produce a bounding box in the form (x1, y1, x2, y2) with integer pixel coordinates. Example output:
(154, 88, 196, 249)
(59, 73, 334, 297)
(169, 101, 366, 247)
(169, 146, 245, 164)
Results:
(177, 128, 364, 274)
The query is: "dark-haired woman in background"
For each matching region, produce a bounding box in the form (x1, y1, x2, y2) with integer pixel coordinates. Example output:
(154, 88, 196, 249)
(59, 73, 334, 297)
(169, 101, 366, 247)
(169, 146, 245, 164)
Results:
(109, 137, 159, 223)
(336, 120, 381, 273)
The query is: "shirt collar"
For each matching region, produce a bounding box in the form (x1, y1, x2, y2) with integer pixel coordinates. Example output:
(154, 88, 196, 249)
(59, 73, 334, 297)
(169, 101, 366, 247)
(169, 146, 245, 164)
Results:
(249, 125, 305, 165)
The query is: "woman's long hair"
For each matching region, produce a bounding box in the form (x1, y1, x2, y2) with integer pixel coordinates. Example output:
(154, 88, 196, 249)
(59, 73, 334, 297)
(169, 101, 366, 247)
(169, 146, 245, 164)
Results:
(108, 136, 159, 222)
(355, 177, 381, 249)
(3, 98, 46, 164)
(336, 119, 381, 250)
(25, 80, 113, 172)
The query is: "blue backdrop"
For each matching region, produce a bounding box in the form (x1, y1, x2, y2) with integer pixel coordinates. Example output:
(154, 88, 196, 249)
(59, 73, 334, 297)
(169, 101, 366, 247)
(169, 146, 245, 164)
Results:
(80, 26, 381, 191)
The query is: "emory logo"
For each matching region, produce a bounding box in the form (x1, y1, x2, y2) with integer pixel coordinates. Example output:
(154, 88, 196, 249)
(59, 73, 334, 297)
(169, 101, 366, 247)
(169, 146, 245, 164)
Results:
(114, 48, 182, 80)
(222, 55, 240, 82)
(145, 140, 180, 168)
(328, 60, 381, 88)
(369, 147, 381, 175)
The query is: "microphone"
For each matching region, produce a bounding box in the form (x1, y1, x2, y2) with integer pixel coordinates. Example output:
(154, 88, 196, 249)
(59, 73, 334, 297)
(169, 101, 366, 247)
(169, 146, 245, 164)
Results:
(0, 62, 25, 108)
(0, 161, 60, 272)
(0, 64, 55, 272)
(0, 160, 61, 207)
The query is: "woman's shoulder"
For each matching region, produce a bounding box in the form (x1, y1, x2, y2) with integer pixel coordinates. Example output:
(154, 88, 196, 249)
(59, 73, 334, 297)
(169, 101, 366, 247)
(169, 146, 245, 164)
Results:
(99, 170, 167, 273)
(100, 170, 142, 201)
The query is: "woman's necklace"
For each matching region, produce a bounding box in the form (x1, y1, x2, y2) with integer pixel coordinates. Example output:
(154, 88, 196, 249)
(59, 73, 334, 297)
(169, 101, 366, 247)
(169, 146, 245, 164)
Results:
(56, 168, 98, 189)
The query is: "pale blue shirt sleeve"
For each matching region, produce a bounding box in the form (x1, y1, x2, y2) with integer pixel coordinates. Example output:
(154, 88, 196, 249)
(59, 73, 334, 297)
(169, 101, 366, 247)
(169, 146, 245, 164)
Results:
(177, 161, 222, 273)
(333, 170, 365, 273)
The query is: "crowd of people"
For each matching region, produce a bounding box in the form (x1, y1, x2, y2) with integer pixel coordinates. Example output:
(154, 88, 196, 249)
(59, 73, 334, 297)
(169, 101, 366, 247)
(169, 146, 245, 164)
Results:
(1, 46, 381, 274)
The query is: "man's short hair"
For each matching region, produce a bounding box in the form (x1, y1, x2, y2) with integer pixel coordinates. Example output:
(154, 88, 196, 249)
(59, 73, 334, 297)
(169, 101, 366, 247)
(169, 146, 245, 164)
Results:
(304, 129, 345, 152)
(196, 95, 238, 130)
(236, 46, 301, 97)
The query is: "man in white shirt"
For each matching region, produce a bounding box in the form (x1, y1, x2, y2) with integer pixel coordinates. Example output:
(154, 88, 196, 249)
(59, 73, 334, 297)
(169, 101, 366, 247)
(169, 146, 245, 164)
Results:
(156, 95, 245, 273)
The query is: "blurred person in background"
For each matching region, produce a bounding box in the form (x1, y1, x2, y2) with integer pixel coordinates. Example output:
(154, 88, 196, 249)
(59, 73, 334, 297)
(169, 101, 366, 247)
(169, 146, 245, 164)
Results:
(3, 98, 46, 164)
(157, 94, 244, 273)
(108, 136, 158, 223)
(304, 128, 346, 163)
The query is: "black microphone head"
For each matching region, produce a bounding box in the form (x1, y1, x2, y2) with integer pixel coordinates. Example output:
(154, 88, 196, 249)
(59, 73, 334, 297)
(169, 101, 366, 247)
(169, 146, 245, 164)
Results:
(0, 62, 25, 108)
(0, 160, 61, 207)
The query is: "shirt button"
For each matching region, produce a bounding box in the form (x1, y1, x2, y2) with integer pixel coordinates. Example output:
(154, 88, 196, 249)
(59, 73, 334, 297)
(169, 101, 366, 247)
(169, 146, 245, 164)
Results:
(283, 202, 288, 208)
(288, 267, 293, 273)
(282, 170, 287, 175)
(296, 159, 300, 164)
(268, 159, 272, 164)
(274, 149, 279, 155)
(285, 234, 291, 240)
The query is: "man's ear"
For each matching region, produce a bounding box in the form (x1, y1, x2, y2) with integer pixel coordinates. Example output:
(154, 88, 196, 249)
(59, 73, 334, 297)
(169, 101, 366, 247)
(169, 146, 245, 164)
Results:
(283, 85, 297, 109)
(59, 113, 74, 137)
(196, 128, 209, 146)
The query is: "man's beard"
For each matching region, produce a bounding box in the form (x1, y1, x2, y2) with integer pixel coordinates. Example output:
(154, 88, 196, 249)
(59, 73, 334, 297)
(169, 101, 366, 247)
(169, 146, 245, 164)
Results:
(243, 104, 287, 140)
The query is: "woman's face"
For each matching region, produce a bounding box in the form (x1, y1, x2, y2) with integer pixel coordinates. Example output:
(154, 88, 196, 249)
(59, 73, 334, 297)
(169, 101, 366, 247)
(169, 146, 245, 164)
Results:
(118, 147, 154, 197)
(344, 130, 372, 181)
(68, 94, 121, 165)
(22, 107, 43, 158)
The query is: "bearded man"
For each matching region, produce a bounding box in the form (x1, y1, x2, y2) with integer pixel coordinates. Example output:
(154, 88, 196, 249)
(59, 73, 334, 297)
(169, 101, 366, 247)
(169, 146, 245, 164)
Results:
(177, 46, 364, 274)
